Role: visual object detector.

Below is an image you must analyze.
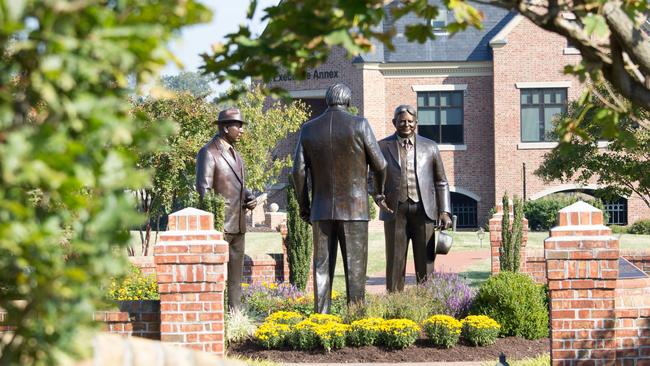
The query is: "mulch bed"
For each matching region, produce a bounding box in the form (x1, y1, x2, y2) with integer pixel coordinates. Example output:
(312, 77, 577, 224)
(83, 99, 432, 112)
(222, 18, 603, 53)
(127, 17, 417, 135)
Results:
(229, 337, 550, 363)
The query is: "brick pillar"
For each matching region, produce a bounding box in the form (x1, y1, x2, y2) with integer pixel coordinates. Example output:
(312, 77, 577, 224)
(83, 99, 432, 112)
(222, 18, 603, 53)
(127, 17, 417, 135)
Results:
(154, 208, 229, 355)
(545, 201, 619, 365)
(489, 202, 528, 274)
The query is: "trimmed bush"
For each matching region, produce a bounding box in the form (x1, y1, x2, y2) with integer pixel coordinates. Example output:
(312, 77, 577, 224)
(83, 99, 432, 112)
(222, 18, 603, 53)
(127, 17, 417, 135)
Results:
(254, 321, 291, 349)
(347, 318, 384, 347)
(471, 272, 549, 339)
(422, 315, 462, 348)
(461, 315, 500, 346)
(524, 195, 606, 231)
(264, 311, 304, 325)
(108, 265, 159, 301)
(378, 319, 420, 349)
(629, 219, 650, 235)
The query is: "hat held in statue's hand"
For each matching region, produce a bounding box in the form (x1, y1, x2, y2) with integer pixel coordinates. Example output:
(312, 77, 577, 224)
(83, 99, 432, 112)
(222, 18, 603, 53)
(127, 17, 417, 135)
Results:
(436, 230, 453, 255)
(217, 108, 246, 124)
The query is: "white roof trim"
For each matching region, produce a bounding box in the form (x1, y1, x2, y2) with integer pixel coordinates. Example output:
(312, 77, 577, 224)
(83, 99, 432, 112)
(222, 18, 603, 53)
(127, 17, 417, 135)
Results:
(449, 186, 481, 202)
(516, 81, 572, 88)
(356, 61, 492, 77)
(489, 14, 524, 48)
(529, 184, 602, 200)
(289, 89, 327, 98)
(412, 84, 467, 92)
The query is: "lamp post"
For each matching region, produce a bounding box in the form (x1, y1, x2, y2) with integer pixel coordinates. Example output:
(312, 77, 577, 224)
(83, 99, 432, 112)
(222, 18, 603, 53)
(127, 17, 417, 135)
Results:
(476, 227, 485, 248)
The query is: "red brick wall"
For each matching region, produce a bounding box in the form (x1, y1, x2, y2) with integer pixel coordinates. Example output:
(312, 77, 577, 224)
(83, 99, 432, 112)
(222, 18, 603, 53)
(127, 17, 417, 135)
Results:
(95, 300, 160, 340)
(524, 249, 546, 284)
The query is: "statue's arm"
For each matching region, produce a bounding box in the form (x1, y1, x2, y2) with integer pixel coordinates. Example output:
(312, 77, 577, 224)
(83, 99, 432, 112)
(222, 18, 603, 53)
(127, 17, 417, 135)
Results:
(362, 119, 387, 196)
(291, 130, 310, 221)
(196, 147, 215, 198)
(432, 144, 451, 215)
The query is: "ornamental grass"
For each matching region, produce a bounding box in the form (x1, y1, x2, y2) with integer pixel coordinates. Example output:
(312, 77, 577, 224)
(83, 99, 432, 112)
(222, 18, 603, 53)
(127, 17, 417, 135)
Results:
(422, 314, 462, 348)
(461, 315, 501, 346)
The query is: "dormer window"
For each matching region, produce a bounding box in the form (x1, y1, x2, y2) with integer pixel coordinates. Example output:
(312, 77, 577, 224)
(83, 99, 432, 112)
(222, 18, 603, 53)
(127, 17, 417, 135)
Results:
(431, 11, 448, 31)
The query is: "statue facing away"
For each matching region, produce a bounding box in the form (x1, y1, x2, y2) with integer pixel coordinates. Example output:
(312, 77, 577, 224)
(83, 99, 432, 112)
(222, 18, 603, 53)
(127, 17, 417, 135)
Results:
(292, 83, 387, 313)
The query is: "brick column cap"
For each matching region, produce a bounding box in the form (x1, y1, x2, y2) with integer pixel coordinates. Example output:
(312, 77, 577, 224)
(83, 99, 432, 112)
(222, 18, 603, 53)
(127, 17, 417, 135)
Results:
(167, 207, 214, 231)
(556, 200, 604, 227)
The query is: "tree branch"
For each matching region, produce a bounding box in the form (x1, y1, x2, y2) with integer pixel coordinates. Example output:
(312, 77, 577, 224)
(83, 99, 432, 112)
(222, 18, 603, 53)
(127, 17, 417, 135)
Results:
(602, 36, 650, 108)
(602, 1, 650, 78)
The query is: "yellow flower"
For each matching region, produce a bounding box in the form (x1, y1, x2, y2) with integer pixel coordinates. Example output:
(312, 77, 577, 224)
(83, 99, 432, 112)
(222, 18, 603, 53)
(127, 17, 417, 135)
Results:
(461, 315, 500, 330)
(308, 313, 342, 324)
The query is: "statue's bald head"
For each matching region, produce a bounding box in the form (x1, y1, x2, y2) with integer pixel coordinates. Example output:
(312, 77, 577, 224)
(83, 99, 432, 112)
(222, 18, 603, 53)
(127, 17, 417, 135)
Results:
(325, 83, 351, 107)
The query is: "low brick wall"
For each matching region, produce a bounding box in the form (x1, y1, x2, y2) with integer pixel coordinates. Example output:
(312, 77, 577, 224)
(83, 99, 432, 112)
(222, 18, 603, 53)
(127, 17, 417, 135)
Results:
(621, 249, 650, 274)
(524, 249, 546, 284)
(614, 277, 650, 362)
(94, 300, 160, 340)
(243, 253, 286, 284)
(524, 248, 650, 285)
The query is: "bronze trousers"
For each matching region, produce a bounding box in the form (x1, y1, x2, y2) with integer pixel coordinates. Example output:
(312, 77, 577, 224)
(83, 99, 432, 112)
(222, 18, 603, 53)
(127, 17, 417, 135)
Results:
(224, 233, 245, 311)
(312, 220, 368, 314)
(384, 200, 436, 292)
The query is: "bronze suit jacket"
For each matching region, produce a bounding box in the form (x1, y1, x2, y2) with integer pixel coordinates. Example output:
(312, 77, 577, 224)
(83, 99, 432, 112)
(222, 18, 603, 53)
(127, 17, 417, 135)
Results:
(292, 106, 387, 221)
(196, 136, 254, 234)
(377, 133, 451, 222)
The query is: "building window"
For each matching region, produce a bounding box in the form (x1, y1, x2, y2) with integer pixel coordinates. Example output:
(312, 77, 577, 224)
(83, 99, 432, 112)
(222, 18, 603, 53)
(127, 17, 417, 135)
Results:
(604, 197, 628, 225)
(417, 91, 463, 144)
(520, 88, 567, 142)
(431, 11, 447, 30)
(450, 192, 477, 228)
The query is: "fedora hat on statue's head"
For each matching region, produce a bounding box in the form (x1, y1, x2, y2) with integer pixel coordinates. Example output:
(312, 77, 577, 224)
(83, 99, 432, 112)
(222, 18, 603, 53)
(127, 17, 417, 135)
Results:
(217, 107, 246, 124)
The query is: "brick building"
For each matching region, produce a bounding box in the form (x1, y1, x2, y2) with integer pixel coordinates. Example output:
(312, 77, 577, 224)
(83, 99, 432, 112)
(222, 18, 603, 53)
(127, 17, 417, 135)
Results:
(267, 1, 650, 228)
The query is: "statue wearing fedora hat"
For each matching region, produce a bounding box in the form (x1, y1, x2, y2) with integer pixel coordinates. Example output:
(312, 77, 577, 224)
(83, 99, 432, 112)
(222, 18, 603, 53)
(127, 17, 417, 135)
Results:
(374, 104, 452, 292)
(196, 107, 257, 310)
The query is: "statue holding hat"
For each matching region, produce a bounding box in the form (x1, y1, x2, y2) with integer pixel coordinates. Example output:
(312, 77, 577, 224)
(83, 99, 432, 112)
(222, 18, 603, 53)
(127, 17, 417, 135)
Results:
(196, 107, 257, 310)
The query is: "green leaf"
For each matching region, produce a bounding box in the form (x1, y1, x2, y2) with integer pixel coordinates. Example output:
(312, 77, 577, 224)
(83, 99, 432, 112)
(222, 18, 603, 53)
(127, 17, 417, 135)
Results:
(583, 14, 609, 38)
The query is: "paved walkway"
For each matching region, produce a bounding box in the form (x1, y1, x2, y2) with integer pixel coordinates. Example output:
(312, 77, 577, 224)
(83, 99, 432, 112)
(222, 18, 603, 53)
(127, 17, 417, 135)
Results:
(365, 249, 490, 294)
(283, 362, 486, 366)
(281, 361, 489, 366)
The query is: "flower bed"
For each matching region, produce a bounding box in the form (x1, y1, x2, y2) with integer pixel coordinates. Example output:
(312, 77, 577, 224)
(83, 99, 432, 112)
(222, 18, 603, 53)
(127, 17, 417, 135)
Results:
(252, 310, 500, 352)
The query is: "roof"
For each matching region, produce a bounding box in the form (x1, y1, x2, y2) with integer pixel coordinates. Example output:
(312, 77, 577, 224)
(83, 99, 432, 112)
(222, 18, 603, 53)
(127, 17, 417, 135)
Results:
(354, 0, 516, 63)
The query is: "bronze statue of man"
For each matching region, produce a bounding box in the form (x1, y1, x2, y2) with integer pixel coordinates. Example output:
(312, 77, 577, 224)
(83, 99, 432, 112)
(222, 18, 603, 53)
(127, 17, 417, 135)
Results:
(196, 107, 257, 310)
(374, 105, 452, 292)
(292, 83, 387, 313)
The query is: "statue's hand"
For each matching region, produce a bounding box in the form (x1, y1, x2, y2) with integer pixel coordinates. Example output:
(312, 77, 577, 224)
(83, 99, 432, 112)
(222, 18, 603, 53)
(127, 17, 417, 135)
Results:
(245, 199, 257, 210)
(373, 194, 393, 214)
(300, 209, 311, 225)
(439, 212, 452, 229)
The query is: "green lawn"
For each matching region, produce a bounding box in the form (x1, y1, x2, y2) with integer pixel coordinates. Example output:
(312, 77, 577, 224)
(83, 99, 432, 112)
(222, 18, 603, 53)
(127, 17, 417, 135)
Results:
(130, 228, 648, 292)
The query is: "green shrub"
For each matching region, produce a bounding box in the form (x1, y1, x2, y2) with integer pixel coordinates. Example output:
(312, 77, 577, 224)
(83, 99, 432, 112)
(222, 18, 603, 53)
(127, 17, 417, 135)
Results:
(629, 220, 650, 235)
(471, 272, 549, 339)
(500, 193, 524, 272)
(524, 195, 606, 231)
(347, 318, 384, 346)
(461, 315, 500, 346)
(383, 286, 434, 323)
(286, 178, 313, 291)
(422, 315, 462, 348)
(378, 319, 420, 349)
(108, 266, 159, 301)
(610, 225, 629, 234)
(368, 195, 377, 220)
